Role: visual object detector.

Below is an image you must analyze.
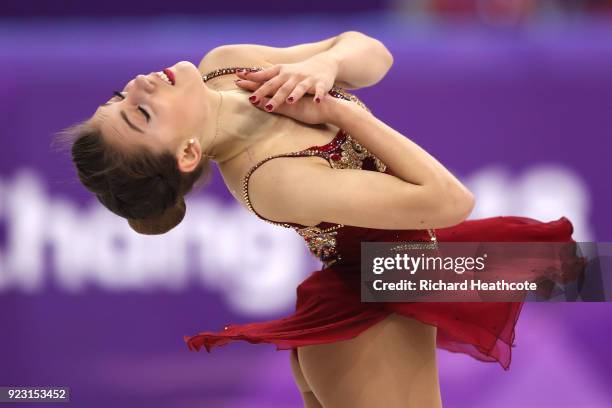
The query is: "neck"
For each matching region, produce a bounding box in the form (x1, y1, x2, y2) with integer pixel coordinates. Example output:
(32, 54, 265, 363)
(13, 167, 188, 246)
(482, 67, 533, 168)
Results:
(199, 88, 284, 164)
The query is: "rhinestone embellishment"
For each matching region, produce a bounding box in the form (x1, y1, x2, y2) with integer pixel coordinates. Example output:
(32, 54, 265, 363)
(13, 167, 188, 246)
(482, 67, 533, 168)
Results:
(296, 226, 342, 267)
(241, 147, 347, 265)
(205, 66, 438, 262)
(202, 66, 263, 83)
(333, 135, 387, 172)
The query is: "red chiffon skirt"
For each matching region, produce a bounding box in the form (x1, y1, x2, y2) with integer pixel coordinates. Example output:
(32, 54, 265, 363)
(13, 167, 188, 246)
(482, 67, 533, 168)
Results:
(184, 216, 581, 370)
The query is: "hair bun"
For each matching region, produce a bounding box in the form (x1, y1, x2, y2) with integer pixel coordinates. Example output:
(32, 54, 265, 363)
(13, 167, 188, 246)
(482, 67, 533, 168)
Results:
(127, 196, 186, 235)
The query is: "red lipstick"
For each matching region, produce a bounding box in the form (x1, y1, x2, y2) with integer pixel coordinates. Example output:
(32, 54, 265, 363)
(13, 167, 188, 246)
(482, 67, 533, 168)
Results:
(163, 68, 175, 85)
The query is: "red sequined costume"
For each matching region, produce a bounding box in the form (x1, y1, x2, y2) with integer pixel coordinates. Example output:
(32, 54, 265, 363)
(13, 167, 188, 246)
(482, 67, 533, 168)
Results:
(185, 67, 584, 370)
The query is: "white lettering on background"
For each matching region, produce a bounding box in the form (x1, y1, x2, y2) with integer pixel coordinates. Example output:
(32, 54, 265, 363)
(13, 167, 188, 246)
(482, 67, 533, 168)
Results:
(0, 166, 590, 312)
(0, 170, 315, 315)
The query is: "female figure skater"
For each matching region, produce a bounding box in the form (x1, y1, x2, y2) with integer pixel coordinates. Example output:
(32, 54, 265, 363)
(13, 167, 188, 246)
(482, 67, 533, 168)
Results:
(60, 31, 582, 407)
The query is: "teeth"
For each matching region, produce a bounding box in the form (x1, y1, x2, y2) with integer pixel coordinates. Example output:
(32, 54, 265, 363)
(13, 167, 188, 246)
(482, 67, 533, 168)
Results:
(157, 71, 172, 85)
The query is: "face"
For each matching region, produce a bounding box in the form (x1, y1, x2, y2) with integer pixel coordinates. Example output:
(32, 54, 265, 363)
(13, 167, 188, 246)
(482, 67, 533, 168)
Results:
(93, 61, 207, 155)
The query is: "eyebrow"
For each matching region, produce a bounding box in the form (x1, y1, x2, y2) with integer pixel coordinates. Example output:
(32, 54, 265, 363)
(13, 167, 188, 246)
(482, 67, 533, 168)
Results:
(120, 110, 145, 133)
(99, 101, 144, 134)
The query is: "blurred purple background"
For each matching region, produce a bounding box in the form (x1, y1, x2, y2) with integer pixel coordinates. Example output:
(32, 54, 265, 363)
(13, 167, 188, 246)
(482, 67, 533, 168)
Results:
(1, 1, 611, 407)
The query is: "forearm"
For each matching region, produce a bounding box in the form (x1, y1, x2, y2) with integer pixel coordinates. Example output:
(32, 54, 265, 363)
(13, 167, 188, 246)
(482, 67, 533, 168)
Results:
(318, 31, 393, 89)
(328, 99, 475, 211)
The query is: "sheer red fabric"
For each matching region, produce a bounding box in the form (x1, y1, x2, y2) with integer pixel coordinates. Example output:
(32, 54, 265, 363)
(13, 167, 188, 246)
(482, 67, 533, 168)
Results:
(186, 67, 584, 370)
(185, 215, 580, 370)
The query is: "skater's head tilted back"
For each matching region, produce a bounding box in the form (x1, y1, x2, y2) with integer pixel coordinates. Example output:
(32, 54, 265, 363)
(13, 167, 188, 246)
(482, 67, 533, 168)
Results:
(55, 61, 221, 234)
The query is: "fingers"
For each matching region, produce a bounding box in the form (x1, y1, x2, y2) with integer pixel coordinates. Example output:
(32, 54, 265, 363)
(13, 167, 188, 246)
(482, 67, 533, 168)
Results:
(234, 79, 262, 92)
(262, 80, 299, 112)
(285, 80, 310, 105)
(235, 65, 281, 82)
(235, 76, 293, 112)
(249, 94, 292, 117)
(313, 82, 326, 104)
(245, 76, 286, 107)
(250, 95, 273, 113)
(235, 65, 328, 112)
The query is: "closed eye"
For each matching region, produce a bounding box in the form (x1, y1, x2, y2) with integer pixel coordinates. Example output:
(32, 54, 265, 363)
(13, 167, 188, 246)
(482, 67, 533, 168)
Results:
(138, 106, 151, 122)
(112, 91, 150, 122)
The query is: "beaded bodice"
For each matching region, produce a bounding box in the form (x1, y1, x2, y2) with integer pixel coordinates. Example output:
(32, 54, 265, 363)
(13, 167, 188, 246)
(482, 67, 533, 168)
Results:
(203, 66, 437, 267)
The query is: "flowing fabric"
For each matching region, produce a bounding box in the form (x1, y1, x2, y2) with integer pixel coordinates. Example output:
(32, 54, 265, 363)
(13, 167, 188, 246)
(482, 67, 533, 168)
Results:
(186, 66, 585, 370)
(185, 215, 581, 371)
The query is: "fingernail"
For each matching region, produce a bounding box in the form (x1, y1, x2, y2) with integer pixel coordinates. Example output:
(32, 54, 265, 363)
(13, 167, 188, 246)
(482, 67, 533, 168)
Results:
(315, 97, 321, 103)
(265, 103, 273, 111)
(234, 79, 241, 83)
(249, 95, 257, 102)
(287, 96, 294, 103)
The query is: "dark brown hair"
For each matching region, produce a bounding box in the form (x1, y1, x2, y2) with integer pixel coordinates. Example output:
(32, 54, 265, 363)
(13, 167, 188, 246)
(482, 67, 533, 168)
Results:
(53, 120, 211, 234)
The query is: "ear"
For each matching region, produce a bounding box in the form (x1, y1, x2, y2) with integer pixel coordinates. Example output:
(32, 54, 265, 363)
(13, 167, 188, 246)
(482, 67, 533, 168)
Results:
(176, 138, 202, 173)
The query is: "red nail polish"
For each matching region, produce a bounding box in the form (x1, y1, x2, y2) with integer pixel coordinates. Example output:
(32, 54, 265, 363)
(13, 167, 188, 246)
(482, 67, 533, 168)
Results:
(315, 97, 321, 103)
(265, 104, 273, 111)
(249, 95, 257, 102)
(287, 96, 294, 103)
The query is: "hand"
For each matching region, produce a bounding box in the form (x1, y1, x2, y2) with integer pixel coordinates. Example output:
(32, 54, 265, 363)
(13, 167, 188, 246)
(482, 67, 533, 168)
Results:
(235, 53, 338, 112)
(249, 90, 342, 125)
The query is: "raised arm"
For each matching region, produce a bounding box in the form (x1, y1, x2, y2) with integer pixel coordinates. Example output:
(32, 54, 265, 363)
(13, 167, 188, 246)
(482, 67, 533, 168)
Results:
(318, 31, 394, 89)
(246, 96, 475, 230)
(200, 31, 393, 90)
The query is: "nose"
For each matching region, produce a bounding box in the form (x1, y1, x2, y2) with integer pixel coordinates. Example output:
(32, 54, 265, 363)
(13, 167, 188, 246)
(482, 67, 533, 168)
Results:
(134, 74, 155, 93)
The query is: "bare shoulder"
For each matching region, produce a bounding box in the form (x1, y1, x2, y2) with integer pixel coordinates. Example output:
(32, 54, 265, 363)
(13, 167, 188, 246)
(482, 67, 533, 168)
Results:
(198, 36, 338, 76)
(198, 44, 274, 75)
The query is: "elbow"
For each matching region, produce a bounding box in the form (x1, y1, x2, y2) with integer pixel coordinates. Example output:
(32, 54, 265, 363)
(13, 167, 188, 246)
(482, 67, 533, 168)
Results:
(428, 186, 475, 228)
(377, 43, 394, 72)
(456, 191, 476, 222)
(444, 191, 476, 226)
(369, 36, 393, 71)
(376, 39, 394, 70)
(344, 30, 393, 70)
(411, 184, 474, 229)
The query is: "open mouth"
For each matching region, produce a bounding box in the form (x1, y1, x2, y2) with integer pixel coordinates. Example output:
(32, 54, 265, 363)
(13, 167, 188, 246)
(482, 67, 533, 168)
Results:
(157, 68, 175, 86)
